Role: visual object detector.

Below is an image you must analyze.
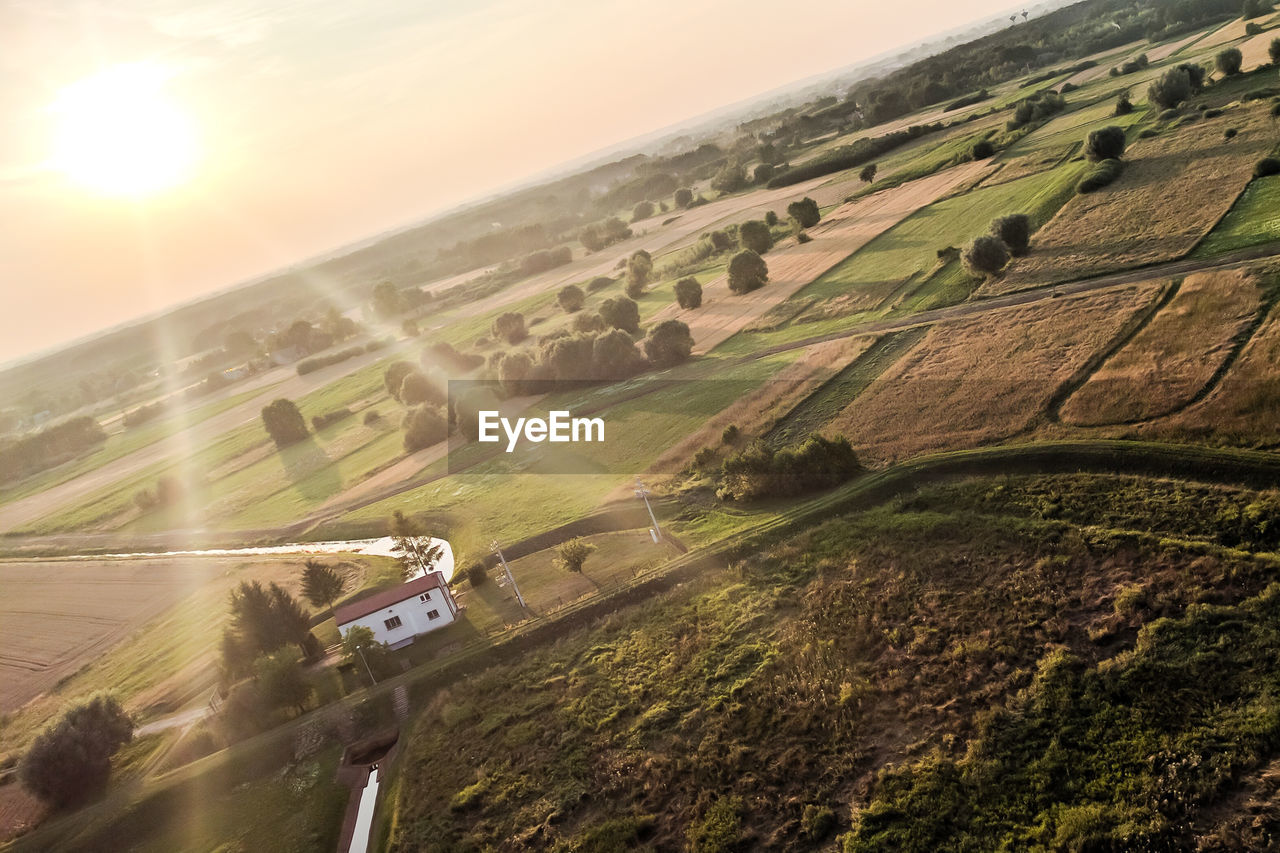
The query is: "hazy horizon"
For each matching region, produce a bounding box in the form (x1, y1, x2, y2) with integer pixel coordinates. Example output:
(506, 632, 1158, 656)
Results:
(0, 0, 1032, 364)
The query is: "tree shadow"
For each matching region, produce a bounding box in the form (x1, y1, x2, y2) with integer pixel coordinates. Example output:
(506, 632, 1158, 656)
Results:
(279, 436, 343, 502)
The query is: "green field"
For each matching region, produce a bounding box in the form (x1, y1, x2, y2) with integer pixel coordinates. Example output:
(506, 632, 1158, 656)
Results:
(1193, 174, 1280, 257)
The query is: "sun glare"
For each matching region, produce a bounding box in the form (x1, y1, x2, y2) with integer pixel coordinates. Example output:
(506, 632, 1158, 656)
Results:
(50, 63, 197, 198)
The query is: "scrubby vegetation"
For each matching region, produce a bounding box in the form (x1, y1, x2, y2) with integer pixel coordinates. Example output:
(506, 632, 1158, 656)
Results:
(0, 416, 106, 486)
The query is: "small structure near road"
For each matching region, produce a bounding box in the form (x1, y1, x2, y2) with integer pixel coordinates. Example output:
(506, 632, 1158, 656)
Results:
(334, 572, 458, 649)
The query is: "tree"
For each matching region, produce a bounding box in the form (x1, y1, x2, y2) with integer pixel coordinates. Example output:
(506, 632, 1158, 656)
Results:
(739, 220, 773, 255)
(254, 648, 311, 714)
(1114, 92, 1133, 116)
(340, 625, 393, 683)
(1270, 38, 1280, 66)
(727, 250, 769, 294)
(990, 214, 1032, 257)
(599, 296, 641, 334)
(1245, 0, 1273, 19)
(389, 510, 443, 579)
(1148, 68, 1192, 110)
(556, 537, 597, 573)
(644, 320, 695, 368)
(787, 197, 821, 229)
(752, 163, 774, 184)
(402, 404, 447, 451)
(764, 210, 779, 227)
(384, 360, 416, 400)
(1085, 126, 1127, 162)
(260, 398, 308, 448)
(226, 580, 316, 664)
(593, 329, 647, 380)
(963, 235, 1011, 278)
(20, 693, 133, 807)
(1217, 47, 1244, 77)
(971, 139, 996, 160)
(300, 559, 346, 619)
(675, 277, 703, 309)
(710, 162, 747, 194)
(398, 371, 441, 406)
(631, 200, 655, 222)
(557, 284, 585, 313)
(491, 312, 527, 344)
(1179, 62, 1207, 93)
(860, 163, 878, 183)
(371, 282, 402, 320)
(674, 187, 694, 208)
(625, 250, 653, 297)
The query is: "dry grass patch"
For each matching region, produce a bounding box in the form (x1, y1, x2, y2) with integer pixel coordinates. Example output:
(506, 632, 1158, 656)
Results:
(827, 284, 1161, 463)
(1060, 270, 1263, 425)
(983, 108, 1275, 295)
(1145, 300, 1280, 446)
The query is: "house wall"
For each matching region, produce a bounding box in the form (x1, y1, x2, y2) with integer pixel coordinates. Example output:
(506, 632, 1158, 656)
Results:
(339, 586, 456, 647)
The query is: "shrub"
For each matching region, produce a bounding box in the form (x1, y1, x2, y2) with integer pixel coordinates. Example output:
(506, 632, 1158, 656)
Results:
(1076, 158, 1125, 193)
(674, 187, 693, 208)
(674, 277, 703, 309)
(586, 275, 614, 292)
(727, 250, 768, 293)
(1203, 108, 1224, 119)
(643, 320, 695, 368)
(572, 312, 607, 333)
(710, 162, 747, 193)
(363, 410, 382, 426)
(311, 408, 353, 431)
(764, 210, 779, 227)
(693, 447, 718, 469)
(261, 399, 308, 448)
(796, 232, 812, 244)
(402, 405, 447, 452)
(1254, 157, 1280, 177)
(971, 139, 995, 159)
(599, 296, 641, 334)
(1148, 67, 1193, 110)
(752, 163, 774, 184)
(722, 424, 740, 445)
(1138, 128, 1159, 139)
(20, 694, 133, 806)
(990, 214, 1032, 257)
(555, 538, 597, 573)
(787, 197, 821, 229)
(860, 163, 878, 183)
(592, 329, 647, 380)
(962, 235, 1010, 277)
(1217, 47, 1244, 77)
(398, 371, 442, 406)
(709, 230, 735, 252)
(1114, 93, 1133, 115)
(801, 804, 837, 840)
(1225, 128, 1239, 140)
(739, 219, 773, 254)
(625, 250, 653, 296)
(491, 312, 527, 345)
(1271, 38, 1280, 66)
(466, 563, 488, 588)
(1247, 22, 1265, 36)
(631, 200, 654, 222)
(718, 435, 863, 501)
(557, 284, 585, 313)
(1085, 126, 1126, 162)
(688, 796, 743, 853)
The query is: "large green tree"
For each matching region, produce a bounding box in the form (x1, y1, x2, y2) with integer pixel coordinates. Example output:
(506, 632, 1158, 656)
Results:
(20, 693, 133, 807)
(300, 560, 346, 620)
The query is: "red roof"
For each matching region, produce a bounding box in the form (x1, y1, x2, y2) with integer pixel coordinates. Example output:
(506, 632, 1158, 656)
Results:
(335, 572, 447, 625)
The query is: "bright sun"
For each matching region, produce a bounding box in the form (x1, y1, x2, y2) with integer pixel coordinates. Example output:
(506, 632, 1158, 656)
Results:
(50, 63, 197, 198)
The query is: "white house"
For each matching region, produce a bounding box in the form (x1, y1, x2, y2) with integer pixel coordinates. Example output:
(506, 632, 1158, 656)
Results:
(334, 571, 459, 649)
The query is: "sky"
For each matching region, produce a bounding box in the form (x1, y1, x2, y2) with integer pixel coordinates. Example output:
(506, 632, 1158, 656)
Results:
(0, 0, 1025, 364)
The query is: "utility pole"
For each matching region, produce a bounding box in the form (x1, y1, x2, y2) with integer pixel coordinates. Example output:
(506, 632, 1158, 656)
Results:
(491, 540, 527, 610)
(635, 480, 661, 543)
(356, 645, 377, 686)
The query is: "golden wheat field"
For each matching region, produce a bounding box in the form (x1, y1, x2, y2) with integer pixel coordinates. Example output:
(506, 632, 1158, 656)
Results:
(1060, 270, 1262, 425)
(826, 284, 1162, 462)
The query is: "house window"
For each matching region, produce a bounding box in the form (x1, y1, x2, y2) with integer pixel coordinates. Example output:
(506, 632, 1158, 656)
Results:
(383, 615, 403, 630)
(427, 609, 441, 620)
(419, 592, 432, 602)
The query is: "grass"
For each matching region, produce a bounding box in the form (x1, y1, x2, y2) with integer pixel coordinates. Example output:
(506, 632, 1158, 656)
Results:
(1193, 173, 1280, 257)
(378, 472, 1280, 851)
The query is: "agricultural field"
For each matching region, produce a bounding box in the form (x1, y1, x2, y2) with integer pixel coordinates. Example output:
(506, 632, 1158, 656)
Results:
(827, 284, 1162, 463)
(0, 552, 395, 762)
(381, 475, 1280, 851)
(986, 107, 1277, 295)
(1060, 270, 1264, 426)
(1195, 174, 1280, 257)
